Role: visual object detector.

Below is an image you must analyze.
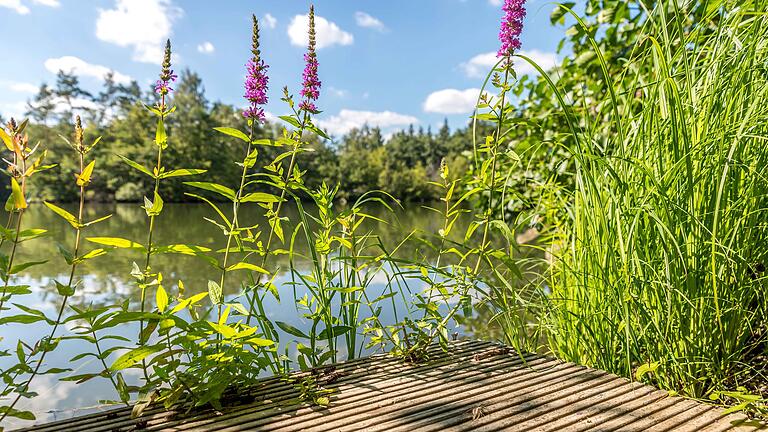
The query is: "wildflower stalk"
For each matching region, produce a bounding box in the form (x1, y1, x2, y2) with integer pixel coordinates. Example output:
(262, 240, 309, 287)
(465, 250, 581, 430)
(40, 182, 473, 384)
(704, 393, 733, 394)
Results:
(219, 16, 268, 324)
(137, 39, 176, 387)
(245, 5, 320, 327)
(0, 116, 103, 423)
(0, 119, 32, 315)
(429, 0, 524, 343)
(245, 108, 308, 327)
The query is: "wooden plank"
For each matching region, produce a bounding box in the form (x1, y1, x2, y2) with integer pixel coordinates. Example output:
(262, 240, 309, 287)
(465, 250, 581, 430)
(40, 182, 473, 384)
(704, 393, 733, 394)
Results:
(12, 340, 765, 432)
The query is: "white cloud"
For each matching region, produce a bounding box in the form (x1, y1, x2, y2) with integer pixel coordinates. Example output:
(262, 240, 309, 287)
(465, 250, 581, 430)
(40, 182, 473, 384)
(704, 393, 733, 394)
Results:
(95, 0, 182, 64)
(355, 11, 385, 32)
(317, 109, 418, 136)
(44, 56, 133, 84)
(0, 0, 29, 14)
(488, 0, 502, 5)
(287, 14, 353, 49)
(461, 49, 558, 78)
(263, 13, 277, 29)
(2, 81, 38, 93)
(0, 0, 58, 14)
(50, 96, 99, 113)
(423, 88, 485, 114)
(197, 41, 215, 54)
(0, 101, 27, 120)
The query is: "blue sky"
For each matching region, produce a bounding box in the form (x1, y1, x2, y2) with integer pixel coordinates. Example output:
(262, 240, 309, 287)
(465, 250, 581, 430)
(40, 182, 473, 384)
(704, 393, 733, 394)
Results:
(0, 0, 567, 136)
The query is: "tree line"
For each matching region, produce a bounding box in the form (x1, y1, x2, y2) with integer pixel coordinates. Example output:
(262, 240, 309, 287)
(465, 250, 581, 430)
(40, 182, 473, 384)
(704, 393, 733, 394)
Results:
(2, 70, 495, 203)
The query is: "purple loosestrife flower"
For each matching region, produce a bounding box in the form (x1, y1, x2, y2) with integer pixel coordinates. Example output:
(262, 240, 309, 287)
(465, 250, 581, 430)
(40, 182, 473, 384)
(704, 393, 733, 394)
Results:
(155, 40, 177, 96)
(299, 5, 321, 113)
(497, 0, 526, 57)
(243, 15, 270, 123)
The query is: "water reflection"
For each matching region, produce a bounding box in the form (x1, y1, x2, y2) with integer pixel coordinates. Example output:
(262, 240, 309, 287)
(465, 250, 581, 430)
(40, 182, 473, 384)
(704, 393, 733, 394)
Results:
(0, 202, 482, 427)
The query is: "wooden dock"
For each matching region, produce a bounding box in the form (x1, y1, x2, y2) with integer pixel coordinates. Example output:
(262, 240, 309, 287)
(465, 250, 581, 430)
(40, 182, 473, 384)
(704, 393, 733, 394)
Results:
(13, 340, 766, 431)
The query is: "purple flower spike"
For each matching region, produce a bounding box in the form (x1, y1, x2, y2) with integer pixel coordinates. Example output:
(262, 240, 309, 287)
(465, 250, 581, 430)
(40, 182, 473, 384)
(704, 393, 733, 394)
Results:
(497, 0, 526, 57)
(243, 15, 270, 122)
(155, 40, 176, 96)
(299, 5, 321, 113)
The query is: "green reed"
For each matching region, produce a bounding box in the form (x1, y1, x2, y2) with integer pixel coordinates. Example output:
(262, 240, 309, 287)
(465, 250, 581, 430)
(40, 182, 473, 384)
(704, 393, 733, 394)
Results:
(496, 0, 768, 412)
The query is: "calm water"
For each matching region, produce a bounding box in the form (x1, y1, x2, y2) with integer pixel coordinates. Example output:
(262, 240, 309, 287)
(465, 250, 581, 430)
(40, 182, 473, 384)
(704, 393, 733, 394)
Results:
(1, 202, 494, 427)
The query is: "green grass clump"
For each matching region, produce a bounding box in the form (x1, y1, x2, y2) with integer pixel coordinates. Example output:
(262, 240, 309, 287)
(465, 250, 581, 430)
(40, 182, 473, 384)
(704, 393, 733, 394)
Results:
(541, 0, 768, 400)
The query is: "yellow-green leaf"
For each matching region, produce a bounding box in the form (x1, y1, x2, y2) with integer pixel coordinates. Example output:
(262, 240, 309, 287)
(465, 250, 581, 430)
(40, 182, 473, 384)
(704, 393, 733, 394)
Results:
(226, 262, 269, 274)
(0, 127, 14, 151)
(240, 192, 282, 203)
(635, 362, 660, 381)
(156, 285, 168, 313)
(76, 160, 96, 186)
(214, 127, 250, 142)
(109, 345, 163, 372)
(155, 119, 167, 147)
(87, 237, 146, 252)
(44, 201, 79, 228)
(10, 178, 26, 210)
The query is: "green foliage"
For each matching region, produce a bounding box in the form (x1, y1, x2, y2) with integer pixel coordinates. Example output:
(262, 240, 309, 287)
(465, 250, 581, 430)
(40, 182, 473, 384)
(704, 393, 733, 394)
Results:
(16, 69, 486, 205)
(476, 0, 768, 418)
(2, 0, 767, 425)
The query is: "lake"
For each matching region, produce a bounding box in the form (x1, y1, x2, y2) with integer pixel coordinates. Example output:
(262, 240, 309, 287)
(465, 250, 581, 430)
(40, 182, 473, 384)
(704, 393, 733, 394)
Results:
(1, 202, 500, 427)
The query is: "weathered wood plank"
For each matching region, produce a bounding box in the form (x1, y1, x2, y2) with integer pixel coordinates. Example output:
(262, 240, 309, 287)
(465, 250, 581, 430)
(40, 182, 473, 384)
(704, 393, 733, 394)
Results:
(12, 340, 765, 432)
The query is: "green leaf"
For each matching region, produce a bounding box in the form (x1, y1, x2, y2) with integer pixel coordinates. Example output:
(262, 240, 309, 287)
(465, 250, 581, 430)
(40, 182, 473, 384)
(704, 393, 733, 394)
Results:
(0, 126, 14, 151)
(722, 402, 750, 415)
(0, 406, 36, 420)
(17, 228, 48, 241)
(209, 322, 236, 339)
(244, 148, 258, 168)
(226, 262, 269, 274)
(307, 123, 330, 140)
(0, 285, 31, 296)
(184, 182, 236, 201)
(75, 248, 107, 263)
(76, 160, 96, 186)
(82, 214, 113, 227)
(156, 285, 168, 313)
(275, 321, 309, 339)
(155, 118, 167, 147)
(245, 336, 275, 346)
(118, 155, 153, 177)
(10, 260, 47, 275)
(158, 168, 207, 179)
(170, 291, 208, 314)
(208, 280, 223, 305)
(240, 192, 282, 203)
(143, 191, 164, 217)
(318, 325, 354, 340)
(279, 115, 302, 129)
(550, 2, 574, 24)
(0, 314, 46, 325)
(329, 286, 364, 294)
(60, 373, 100, 384)
(10, 177, 27, 210)
(109, 345, 163, 372)
(153, 244, 211, 256)
(44, 202, 79, 228)
(55, 280, 75, 296)
(116, 372, 129, 402)
(87, 237, 146, 252)
(214, 127, 250, 142)
(635, 362, 660, 381)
